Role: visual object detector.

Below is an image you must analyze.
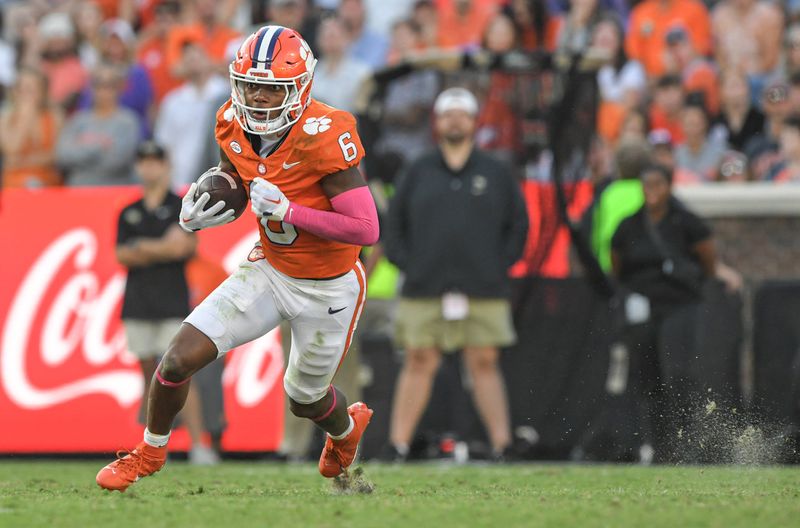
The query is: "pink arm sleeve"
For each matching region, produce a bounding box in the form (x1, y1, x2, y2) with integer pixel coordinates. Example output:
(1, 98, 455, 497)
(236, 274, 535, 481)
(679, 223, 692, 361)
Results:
(286, 186, 379, 246)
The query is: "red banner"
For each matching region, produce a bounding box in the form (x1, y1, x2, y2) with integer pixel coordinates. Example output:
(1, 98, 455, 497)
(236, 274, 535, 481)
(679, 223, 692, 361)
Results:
(0, 187, 283, 452)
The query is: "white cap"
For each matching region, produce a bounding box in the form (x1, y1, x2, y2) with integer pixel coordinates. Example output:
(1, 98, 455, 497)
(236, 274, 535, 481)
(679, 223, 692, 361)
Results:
(102, 19, 136, 47)
(434, 87, 479, 116)
(38, 12, 75, 40)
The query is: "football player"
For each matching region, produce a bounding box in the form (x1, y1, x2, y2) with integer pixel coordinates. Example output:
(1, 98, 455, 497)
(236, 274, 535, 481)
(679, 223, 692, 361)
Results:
(97, 25, 379, 491)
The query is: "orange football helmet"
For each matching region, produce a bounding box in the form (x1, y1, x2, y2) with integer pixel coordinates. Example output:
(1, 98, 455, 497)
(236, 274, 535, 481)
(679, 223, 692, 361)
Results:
(229, 25, 317, 135)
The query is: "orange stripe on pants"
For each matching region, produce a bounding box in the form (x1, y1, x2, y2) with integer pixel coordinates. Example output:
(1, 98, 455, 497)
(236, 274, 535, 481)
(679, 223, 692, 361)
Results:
(335, 260, 367, 375)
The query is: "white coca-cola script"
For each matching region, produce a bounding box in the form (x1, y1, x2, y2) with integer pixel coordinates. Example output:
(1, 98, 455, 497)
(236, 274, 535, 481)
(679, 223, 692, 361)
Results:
(1, 228, 282, 410)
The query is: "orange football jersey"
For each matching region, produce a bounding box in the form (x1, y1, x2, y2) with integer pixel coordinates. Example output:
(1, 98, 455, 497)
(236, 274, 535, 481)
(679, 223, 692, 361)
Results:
(215, 98, 365, 279)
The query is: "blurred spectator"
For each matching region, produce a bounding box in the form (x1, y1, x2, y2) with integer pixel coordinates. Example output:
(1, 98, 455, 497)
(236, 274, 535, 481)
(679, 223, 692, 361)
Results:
(730, 78, 786, 180)
(674, 100, 725, 182)
(626, 0, 711, 78)
(35, 12, 89, 112)
(74, 0, 104, 70)
(56, 63, 140, 186)
(618, 107, 650, 143)
(364, 0, 417, 36)
(372, 19, 438, 173)
(263, 0, 319, 53)
(648, 128, 698, 185)
(649, 75, 685, 144)
(780, 24, 800, 79)
(338, 0, 389, 69)
(774, 114, 800, 183)
(78, 19, 154, 139)
(610, 163, 741, 462)
(155, 41, 228, 188)
(435, 0, 499, 50)
(137, 0, 184, 104)
(593, 14, 646, 143)
(789, 71, 800, 110)
(663, 25, 719, 116)
(5, 3, 39, 76)
(115, 140, 219, 466)
(759, 78, 791, 146)
(0, 67, 63, 188)
(384, 87, 528, 460)
(717, 149, 749, 182)
(411, 0, 440, 49)
(789, 0, 800, 25)
(475, 13, 524, 162)
(386, 18, 423, 64)
(555, 0, 602, 56)
(711, 0, 784, 80)
(505, 0, 560, 51)
(0, 23, 14, 95)
(715, 69, 765, 152)
(312, 16, 371, 114)
(166, 0, 241, 74)
(590, 138, 650, 271)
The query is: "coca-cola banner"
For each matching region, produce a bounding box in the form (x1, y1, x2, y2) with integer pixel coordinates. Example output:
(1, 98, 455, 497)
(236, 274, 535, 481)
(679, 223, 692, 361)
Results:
(0, 188, 283, 453)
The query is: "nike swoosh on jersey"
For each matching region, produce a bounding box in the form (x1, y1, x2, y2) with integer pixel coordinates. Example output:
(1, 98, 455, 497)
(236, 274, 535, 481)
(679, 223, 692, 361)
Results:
(328, 306, 347, 315)
(282, 160, 302, 169)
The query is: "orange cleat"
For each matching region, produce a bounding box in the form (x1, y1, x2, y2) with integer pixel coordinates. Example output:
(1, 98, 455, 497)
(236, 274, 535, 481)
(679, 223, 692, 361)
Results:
(319, 402, 373, 478)
(96, 441, 167, 492)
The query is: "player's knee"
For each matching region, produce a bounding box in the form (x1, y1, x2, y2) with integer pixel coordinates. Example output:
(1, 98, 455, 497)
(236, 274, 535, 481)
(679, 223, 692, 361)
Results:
(160, 340, 200, 381)
(158, 349, 193, 382)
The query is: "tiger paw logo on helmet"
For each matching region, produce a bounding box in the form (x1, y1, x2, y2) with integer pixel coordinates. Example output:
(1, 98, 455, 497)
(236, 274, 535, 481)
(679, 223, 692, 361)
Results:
(303, 117, 332, 135)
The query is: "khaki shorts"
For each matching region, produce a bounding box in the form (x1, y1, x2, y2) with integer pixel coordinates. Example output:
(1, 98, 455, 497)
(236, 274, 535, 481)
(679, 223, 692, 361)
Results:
(123, 318, 183, 359)
(395, 297, 516, 351)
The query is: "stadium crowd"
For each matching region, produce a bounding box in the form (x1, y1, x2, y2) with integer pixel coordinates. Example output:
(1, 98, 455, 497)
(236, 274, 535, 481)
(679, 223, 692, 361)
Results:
(1, 0, 800, 189)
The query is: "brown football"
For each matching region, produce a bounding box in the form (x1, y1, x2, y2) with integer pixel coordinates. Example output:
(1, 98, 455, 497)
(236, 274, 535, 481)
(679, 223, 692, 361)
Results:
(194, 168, 249, 219)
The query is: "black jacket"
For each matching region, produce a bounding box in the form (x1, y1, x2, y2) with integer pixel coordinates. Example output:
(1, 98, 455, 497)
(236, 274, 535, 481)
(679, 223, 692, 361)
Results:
(384, 147, 529, 298)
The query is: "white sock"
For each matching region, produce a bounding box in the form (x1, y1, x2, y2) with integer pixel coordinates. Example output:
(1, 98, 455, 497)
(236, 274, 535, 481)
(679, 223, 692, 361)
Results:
(328, 416, 355, 441)
(143, 428, 171, 448)
(394, 443, 409, 456)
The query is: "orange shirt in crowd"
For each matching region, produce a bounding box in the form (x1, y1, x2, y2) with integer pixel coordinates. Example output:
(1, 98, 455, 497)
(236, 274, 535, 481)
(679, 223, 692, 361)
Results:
(1, 111, 62, 188)
(649, 105, 685, 145)
(137, 0, 161, 30)
(165, 24, 241, 71)
(626, 0, 711, 77)
(138, 35, 184, 103)
(597, 101, 628, 143)
(435, 0, 500, 49)
(93, 0, 122, 20)
(683, 60, 719, 115)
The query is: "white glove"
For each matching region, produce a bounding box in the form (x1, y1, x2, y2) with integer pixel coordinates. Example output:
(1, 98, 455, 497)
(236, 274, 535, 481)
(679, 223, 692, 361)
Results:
(179, 182, 235, 232)
(250, 177, 290, 221)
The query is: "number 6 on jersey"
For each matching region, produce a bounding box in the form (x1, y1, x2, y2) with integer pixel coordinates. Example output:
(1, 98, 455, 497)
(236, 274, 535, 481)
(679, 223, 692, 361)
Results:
(338, 132, 358, 162)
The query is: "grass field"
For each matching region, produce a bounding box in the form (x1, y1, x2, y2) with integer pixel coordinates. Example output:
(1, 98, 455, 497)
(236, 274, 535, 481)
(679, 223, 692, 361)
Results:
(0, 461, 798, 528)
